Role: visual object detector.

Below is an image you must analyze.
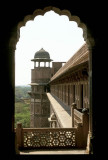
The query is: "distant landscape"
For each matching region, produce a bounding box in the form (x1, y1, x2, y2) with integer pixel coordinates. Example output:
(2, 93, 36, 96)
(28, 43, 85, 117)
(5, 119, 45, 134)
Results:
(15, 85, 31, 128)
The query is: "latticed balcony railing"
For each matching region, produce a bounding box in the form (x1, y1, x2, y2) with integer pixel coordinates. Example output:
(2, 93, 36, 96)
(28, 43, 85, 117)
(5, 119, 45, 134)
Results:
(15, 124, 84, 150)
(15, 103, 89, 150)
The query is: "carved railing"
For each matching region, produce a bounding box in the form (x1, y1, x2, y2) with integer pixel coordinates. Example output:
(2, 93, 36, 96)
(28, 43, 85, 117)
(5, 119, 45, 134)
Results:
(73, 107, 89, 147)
(15, 105, 89, 150)
(15, 123, 85, 150)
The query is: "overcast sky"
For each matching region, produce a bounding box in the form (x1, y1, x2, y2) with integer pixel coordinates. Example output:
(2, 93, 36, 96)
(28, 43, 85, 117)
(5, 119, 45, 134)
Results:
(15, 11, 85, 86)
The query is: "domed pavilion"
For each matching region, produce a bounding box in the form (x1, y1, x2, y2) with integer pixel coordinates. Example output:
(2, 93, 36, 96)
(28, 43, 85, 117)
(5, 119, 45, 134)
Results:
(31, 48, 53, 67)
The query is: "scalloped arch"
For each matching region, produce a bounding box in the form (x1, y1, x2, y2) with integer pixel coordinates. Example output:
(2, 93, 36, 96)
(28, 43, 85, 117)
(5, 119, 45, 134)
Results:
(9, 6, 95, 52)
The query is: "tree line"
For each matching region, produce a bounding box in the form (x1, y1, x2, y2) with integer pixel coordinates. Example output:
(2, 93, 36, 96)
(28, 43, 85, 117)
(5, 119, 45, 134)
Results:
(15, 85, 31, 102)
(15, 85, 31, 128)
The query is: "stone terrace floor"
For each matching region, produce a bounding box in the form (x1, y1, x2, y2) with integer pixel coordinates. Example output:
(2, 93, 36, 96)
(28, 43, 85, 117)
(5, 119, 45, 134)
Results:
(20, 149, 88, 155)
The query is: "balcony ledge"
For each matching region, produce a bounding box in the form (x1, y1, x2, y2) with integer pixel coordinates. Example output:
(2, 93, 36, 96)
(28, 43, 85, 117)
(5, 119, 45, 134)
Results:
(47, 93, 72, 128)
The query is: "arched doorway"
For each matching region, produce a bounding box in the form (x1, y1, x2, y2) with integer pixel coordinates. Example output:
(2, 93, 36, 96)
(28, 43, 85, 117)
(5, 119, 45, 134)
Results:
(9, 6, 95, 154)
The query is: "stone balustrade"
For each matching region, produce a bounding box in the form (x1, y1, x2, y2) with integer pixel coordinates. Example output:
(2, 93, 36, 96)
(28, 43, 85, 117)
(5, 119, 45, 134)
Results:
(15, 121, 88, 150)
(15, 104, 89, 151)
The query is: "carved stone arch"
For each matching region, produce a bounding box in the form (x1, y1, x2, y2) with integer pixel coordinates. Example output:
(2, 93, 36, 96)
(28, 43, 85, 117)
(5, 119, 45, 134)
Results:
(12, 6, 95, 51)
(10, 6, 94, 153)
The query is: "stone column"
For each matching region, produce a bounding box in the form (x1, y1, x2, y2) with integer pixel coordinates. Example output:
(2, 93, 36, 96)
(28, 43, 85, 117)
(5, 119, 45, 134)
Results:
(73, 85, 75, 103)
(33, 97, 35, 127)
(82, 108, 89, 148)
(77, 84, 79, 108)
(87, 45, 93, 153)
(83, 83, 86, 108)
(88, 47, 92, 135)
(86, 83, 88, 108)
(87, 82, 89, 108)
(75, 84, 78, 107)
(76, 122, 83, 148)
(44, 62, 46, 67)
(38, 61, 40, 67)
(48, 62, 50, 67)
(79, 83, 83, 108)
(16, 123, 23, 148)
(9, 30, 17, 133)
(71, 103, 77, 127)
(70, 85, 72, 105)
(50, 121, 52, 128)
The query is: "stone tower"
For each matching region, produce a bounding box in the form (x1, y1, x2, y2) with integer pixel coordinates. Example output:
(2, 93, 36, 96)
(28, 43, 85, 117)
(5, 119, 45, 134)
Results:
(28, 48, 53, 128)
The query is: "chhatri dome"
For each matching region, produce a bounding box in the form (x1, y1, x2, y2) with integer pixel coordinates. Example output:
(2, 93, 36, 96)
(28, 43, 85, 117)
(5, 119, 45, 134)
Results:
(31, 48, 53, 62)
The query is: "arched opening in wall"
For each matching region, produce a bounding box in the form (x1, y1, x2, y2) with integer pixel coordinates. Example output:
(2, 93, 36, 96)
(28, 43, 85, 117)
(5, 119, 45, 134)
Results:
(13, 7, 95, 154)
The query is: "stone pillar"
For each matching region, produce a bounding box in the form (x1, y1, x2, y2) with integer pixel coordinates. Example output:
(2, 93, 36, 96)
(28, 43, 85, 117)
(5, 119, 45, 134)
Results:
(83, 83, 86, 108)
(48, 113, 56, 128)
(76, 122, 83, 148)
(48, 62, 50, 67)
(71, 103, 77, 127)
(38, 62, 40, 67)
(82, 108, 89, 148)
(86, 83, 88, 108)
(50, 121, 52, 128)
(70, 85, 72, 105)
(73, 85, 75, 103)
(88, 46, 92, 134)
(16, 123, 23, 149)
(77, 84, 79, 108)
(75, 84, 78, 107)
(9, 31, 17, 133)
(87, 82, 89, 108)
(9, 32, 18, 154)
(52, 121, 56, 128)
(44, 62, 46, 67)
(79, 83, 83, 108)
(87, 45, 93, 153)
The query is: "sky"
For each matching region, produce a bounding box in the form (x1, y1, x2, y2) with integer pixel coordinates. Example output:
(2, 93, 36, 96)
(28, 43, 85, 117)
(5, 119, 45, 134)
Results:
(15, 11, 85, 86)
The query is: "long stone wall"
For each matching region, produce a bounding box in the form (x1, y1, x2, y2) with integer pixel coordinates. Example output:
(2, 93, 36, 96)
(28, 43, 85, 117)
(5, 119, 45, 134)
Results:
(48, 43, 89, 130)
(51, 43, 89, 82)
(50, 81, 89, 109)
